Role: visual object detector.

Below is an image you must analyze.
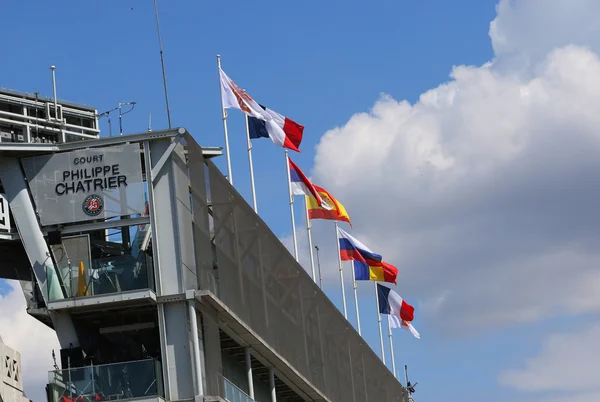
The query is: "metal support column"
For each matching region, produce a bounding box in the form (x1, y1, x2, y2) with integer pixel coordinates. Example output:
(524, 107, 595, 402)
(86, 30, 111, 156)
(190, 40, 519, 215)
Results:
(269, 367, 277, 402)
(22, 105, 31, 143)
(187, 294, 204, 396)
(150, 138, 196, 400)
(245, 348, 255, 400)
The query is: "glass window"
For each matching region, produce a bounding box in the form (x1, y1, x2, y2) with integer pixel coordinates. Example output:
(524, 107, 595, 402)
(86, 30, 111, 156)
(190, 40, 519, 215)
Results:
(46, 220, 154, 300)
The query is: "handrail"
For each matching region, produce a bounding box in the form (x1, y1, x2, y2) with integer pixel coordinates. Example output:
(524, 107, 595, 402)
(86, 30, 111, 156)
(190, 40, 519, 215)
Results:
(49, 357, 158, 375)
(47, 358, 162, 402)
(219, 374, 254, 402)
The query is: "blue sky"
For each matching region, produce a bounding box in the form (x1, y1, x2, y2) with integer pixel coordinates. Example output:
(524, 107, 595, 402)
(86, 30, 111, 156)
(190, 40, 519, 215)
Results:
(0, 1, 496, 208)
(3, 1, 600, 401)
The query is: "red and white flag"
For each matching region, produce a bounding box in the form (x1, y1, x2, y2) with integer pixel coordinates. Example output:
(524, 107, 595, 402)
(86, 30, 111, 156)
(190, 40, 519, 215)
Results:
(288, 157, 332, 209)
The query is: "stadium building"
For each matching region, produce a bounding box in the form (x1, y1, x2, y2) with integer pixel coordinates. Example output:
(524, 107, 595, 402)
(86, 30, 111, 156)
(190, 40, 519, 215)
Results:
(0, 88, 408, 402)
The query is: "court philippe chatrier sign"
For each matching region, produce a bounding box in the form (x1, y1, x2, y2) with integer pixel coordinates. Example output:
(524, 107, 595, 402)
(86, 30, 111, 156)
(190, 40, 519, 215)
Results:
(21, 143, 145, 226)
(55, 154, 128, 196)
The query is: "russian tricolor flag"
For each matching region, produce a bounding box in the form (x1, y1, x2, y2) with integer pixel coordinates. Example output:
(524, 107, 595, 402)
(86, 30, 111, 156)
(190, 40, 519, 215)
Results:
(337, 227, 398, 284)
(248, 105, 304, 152)
(377, 284, 419, 338)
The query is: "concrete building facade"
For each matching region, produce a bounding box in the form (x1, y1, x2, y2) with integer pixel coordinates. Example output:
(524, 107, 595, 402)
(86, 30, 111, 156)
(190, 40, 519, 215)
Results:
(0, 335, 29, 402)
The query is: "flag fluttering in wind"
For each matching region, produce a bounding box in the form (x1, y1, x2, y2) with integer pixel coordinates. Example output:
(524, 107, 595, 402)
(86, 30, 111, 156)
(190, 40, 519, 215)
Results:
(337, 227, 398, 284)
(248, 105, 304, 152)
(219, 67, 266, 119)
(288, 158, 331, 208)
(377, 284, 420, 339)
(306, 185, 352, 226)
(219, 67, 304, 152)
(400, 320, 420, 339)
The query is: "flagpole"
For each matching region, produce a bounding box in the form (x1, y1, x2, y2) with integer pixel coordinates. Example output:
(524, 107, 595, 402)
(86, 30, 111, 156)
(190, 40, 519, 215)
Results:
(351, 261, 361, 335)
(388, 315, 397, 378)
(335, 221, 348, 319)
(304, 197, 317, 282)
(245, 114, 258, 213)
(285, 150, 299, 261)
(374, 282, 386, 364)
(216, 54, 233, 185)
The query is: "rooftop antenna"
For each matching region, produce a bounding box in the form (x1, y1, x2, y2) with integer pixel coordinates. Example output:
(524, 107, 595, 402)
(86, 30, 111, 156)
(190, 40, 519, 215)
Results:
(97, 106, 118, 137)
(34, 92, 40, 140)
(404, 365, 418, 402)
(51, 349, 59, 371)
(50, 65, 66, 142)
(148, 113, 152, 132)
(118, 101, 136, 135)
(314, 245, 323, 289)
(153, 0, 172, 129)
(50, 66, 58, 120)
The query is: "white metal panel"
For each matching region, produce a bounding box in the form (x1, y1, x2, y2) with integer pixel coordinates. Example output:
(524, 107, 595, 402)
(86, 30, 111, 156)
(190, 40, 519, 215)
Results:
(148, 138, 196, 400)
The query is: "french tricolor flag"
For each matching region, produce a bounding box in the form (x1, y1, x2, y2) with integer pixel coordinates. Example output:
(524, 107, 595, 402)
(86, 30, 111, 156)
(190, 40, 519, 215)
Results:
(377, 284, 420, 338)
(288, 157, 328, 207)
(248, 105, 304, 152)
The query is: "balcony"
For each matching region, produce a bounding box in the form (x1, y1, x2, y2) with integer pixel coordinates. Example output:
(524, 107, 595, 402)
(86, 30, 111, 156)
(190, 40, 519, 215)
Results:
(47, 359, 162, 402)
(43, 222, 157, 310)
(222, 376, 253, 402)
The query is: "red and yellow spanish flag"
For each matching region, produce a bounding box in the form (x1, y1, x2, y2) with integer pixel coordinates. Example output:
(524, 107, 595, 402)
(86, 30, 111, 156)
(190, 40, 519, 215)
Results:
(306, 185, 352, 226)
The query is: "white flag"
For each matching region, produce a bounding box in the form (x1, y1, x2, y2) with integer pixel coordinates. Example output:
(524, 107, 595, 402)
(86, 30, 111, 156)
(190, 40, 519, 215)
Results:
(401, 320, 420, 339)
(219, 67, 267, 120)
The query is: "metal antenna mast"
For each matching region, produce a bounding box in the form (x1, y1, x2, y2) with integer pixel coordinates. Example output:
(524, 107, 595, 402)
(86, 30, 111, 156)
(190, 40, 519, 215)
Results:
(98, 106, 118, 137)
(34, 92, 40, 140)
(314, 245, 323, 289)
(50, 65, 65, 142)
(404, 365, 418, 402)
(50, 66, 58, 119)
(118, 102, 136, 135)
(153, 0, 172, 129)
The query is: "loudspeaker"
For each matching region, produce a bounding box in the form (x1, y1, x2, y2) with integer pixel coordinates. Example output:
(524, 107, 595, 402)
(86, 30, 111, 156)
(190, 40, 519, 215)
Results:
(47, 230, 62, 245)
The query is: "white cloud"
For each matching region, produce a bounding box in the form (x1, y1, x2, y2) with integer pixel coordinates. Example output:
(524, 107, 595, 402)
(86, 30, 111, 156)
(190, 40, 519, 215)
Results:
(538, 392, 600, 402)
(490, 0, 600, 71)
(312, 0, 600, 337)
(0, 281, 61, 402)
(499, 323, 600, 399)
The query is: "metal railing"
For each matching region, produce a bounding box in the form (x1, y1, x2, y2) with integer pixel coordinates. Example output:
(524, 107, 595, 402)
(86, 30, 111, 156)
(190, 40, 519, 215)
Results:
(222, 376, 254, 402)
(47, 358, 162, 402)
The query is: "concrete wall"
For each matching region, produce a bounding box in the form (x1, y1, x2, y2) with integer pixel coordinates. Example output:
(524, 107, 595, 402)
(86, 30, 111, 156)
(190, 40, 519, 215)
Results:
(0, 341, 29, 402)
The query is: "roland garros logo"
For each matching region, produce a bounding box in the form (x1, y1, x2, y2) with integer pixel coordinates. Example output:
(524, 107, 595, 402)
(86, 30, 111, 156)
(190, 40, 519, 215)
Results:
(229, 81, 253, 114)
(82, 194, 104, 217)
